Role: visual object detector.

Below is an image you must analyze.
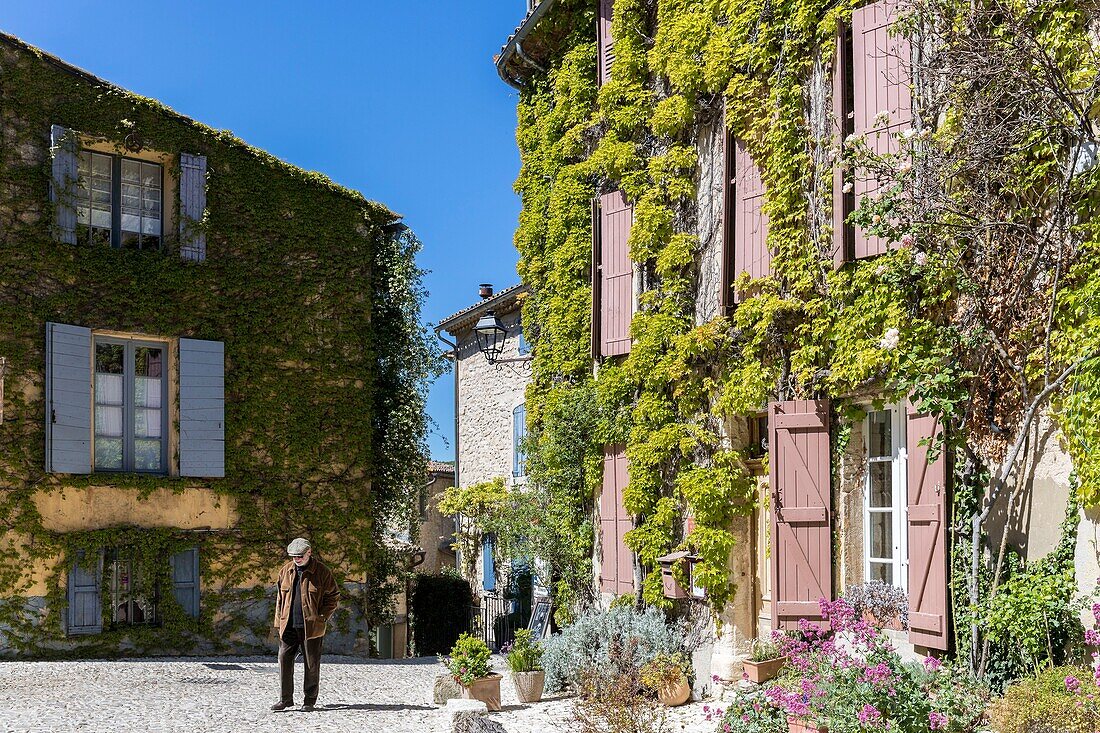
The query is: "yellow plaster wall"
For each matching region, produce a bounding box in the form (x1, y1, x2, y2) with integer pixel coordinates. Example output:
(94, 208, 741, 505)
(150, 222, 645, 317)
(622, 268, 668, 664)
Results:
(33, 485, 237, 533)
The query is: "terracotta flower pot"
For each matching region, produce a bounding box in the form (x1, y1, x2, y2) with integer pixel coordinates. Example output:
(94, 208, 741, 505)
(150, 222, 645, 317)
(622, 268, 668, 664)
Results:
(787, 715, 828, 733)
(461, 673, 503, 712)
(512, 670, 545, 703)
(743, 656, 787, 683)
(657, 675, 692, 707)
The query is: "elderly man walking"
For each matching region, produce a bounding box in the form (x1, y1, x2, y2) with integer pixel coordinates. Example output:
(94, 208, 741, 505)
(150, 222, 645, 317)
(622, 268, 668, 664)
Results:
(271, 538, 340, 712)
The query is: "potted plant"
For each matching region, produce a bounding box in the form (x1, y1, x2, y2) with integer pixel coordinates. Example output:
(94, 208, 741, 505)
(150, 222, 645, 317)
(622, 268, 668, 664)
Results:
(640, 652, 692, 707)
(446, 633, 503, 711)
(505, 628, 545, 703)
(742, 636, 787, 683)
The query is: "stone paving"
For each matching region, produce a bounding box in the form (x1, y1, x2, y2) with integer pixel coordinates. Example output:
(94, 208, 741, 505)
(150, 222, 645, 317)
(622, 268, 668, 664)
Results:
(0, 654, 718, 733)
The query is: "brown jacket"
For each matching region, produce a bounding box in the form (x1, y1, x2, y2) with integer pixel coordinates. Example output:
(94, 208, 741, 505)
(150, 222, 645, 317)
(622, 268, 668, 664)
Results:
(273, 557, 340, 640)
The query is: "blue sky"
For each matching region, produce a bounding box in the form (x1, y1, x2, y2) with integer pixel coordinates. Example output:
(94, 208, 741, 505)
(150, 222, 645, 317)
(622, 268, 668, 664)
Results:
(3, 1, 530, 461)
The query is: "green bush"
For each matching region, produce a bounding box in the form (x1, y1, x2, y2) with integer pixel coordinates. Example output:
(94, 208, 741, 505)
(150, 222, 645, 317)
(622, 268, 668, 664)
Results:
(410, 571, 472, 656)
(447, 633, 493, 686)
(505, 628, 544, 673)
(988, 665, 1100, 733)
(540, 605, 680, 693)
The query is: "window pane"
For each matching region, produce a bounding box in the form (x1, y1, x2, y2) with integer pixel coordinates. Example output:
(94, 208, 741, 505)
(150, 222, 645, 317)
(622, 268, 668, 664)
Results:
(868, 410, 891, 458)
(96, 343, 124, 375)
(135, 408, 161, 438)
(141, 162, 161, 188)
(121, 213, 141, 234)
(91, 208, 112, 229)
(869, 461, 892, 508)
(95, 405, 123, 437)
(868, 561, 892, 585)
(134, 439, 162, 472)
(121, 159, 140, 183)
(95, 437, 123, 470)
(870, 511, 892, 559)
(142, 217, 160, 235)
(91, 153, 112, 179)
(135, 347, 162, 378)
(121, 231, 141, 249)
(135, 378, 161, 408)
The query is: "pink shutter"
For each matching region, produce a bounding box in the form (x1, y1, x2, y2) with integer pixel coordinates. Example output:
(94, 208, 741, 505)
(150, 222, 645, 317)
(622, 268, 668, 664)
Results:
(769, 400, 832, 629)
(600, 444, 633, 594)
(597, 0, 615, 86)
(906, 402, 950, 649)
(599, 191, 633, 357)
(732, 138, 771, 303)
(720, 124, 734, 312)
(832, 24, 852, 267)
(851, 0, 912, 259)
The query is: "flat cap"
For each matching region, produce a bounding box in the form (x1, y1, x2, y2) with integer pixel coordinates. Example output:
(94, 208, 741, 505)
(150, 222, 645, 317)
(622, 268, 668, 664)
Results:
(287, 537, 311, 556)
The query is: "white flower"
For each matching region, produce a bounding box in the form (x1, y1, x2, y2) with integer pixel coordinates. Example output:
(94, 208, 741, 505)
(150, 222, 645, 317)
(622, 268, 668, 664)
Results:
(913, 250, 927, 266)
(900, 128, 917, 140)
(876, 264, 889, 277)
(898, 159, 912, 174)
(873, 110, 891, 127)
(842, 181, 853, 194)
(844, 133, 861, 147)
(900, 233, 915, 248)
(120, 118, 135, 129)
(879, 328, 901, 351)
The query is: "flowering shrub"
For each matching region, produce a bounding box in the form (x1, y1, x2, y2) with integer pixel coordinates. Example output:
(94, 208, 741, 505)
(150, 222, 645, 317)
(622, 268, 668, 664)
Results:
(987, 664, 1100, 733)
(842, 580, 910, 629)
(445, 633, 492, 687)
(764, 599, 987, 733)
(710, 688, 786, 733)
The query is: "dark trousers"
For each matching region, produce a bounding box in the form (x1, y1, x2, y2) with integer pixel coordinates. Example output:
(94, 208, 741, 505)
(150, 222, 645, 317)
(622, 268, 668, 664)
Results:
(278, 627, 323, 705)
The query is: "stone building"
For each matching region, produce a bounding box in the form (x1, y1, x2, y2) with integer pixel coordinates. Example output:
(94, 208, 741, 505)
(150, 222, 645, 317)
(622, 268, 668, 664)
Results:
(493, 0, 1092, 685)
(435, 284, 532, 598)
(0, 32, 429, 657)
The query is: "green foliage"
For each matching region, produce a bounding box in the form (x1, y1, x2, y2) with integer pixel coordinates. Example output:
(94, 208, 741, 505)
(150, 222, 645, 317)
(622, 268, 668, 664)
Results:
(446, 632, 493, 686)
(410, 571, 474, 657)
(0, 38, 439, 655)
(638, 650, 691, 690)
(506, 628, 545, 674)
(987, 665, 1100, 733)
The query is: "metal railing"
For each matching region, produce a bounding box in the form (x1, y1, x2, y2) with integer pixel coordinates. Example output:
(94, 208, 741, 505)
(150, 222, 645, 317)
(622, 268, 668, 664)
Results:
(466, 593, 522, 651)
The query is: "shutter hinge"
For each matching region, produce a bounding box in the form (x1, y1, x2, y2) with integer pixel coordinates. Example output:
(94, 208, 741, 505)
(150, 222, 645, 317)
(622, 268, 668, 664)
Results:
(51, 408, 57, 424)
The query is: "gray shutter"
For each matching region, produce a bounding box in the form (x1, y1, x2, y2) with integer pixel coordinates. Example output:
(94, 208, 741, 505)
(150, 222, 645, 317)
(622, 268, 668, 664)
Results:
(50, 125, 79, 245)
(45, 322, 92, 474)
(67, 551, 102, 635)
(171, 547, 200, 617)
(179, 338, 224, 477)
(179, 153, 208, 262)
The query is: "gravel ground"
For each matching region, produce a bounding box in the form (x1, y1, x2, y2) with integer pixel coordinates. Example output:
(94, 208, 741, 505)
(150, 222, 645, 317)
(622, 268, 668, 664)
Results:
(0, 655, 719, 733)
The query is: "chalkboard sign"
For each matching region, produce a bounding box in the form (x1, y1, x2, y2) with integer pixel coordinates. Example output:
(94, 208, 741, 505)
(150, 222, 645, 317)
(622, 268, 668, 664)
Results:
(528, 598, 552, 639)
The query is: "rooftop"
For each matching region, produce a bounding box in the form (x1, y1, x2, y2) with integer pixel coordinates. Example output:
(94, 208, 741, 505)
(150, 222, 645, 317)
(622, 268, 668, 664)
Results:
(434, 284, 529, 335)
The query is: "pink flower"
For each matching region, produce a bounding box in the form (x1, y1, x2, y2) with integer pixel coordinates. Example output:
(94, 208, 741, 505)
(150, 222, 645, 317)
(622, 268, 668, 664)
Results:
(1067, 675, 1083, 694)
(929, 711, 948, 730)
(923, 656, 942, 672)
(900, 233, 915, 248)
(1091, 602, 1100, 623)
(858, 704, 882, 725)
(1086, 629, 1100, 646)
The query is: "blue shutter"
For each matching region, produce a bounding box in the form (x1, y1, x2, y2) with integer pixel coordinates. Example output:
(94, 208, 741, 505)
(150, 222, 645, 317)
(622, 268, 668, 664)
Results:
(67, 551, 102, 635)
(50, 125, 78, 245)
(45, 322, 92, 474)
(513, 404, 526, 478)
(482, 535, 496, 592)
(179, 153, 208, 262)
(179, 339, 224, 477)
(170, 548, 200, 617)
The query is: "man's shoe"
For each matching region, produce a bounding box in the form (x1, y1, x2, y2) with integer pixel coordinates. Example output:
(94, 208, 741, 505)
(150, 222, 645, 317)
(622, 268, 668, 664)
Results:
(300, 703, 316, 712)
(271, 701, 293, 712)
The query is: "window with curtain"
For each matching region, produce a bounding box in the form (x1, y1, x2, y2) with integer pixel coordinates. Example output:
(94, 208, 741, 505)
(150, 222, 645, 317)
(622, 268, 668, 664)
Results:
(864, 407, 908, 589)
(94, 338, 167, 473)
(76, 151, 163, 249)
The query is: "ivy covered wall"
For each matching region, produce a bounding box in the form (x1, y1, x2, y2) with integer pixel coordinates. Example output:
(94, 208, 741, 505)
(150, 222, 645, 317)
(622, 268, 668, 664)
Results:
(0, 35, 438, 656)
(507, 0, 1100, 672)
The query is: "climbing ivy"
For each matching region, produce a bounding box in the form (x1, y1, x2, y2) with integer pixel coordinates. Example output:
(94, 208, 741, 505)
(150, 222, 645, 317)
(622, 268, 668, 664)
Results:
(510, 0, 1100, 631)
(0, 37, 440, 656)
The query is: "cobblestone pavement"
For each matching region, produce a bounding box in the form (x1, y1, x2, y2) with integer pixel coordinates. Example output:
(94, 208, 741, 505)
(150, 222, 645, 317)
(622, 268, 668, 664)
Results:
(0, 655, 718, 733)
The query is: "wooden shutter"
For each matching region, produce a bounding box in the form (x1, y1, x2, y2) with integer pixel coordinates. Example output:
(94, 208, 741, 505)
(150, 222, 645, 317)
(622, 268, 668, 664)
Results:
(600, 444, 633, 594)
(731, 138, 770, 304)
(598, 191, 633, 358)
(171, 547, 201, 618)
(179, 153, 208, 262)
(906, 401, 949, 649)
(851, 0, 912, 259)
(67, 551, 102, 635)
(50, 125, 78, 246)
(769, 400, 832, 629)
(597, 0, 615, 86)
(45, 322, 92, 474)
(482, 535, 496, 592)
(179, 338, 225, 478)
(832, 23, 854, 267)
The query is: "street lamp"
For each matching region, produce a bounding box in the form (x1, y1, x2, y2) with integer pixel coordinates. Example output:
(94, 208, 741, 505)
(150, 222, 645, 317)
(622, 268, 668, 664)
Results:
(474, 310, 508, 364)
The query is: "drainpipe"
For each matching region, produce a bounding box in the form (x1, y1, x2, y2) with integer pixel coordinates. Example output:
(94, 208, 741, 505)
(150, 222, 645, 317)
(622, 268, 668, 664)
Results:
(436, 330, 461, 569)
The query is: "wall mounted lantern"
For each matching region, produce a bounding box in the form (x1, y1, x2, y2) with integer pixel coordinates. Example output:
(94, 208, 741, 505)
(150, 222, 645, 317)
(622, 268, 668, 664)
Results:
(474, 310, 509, 364)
